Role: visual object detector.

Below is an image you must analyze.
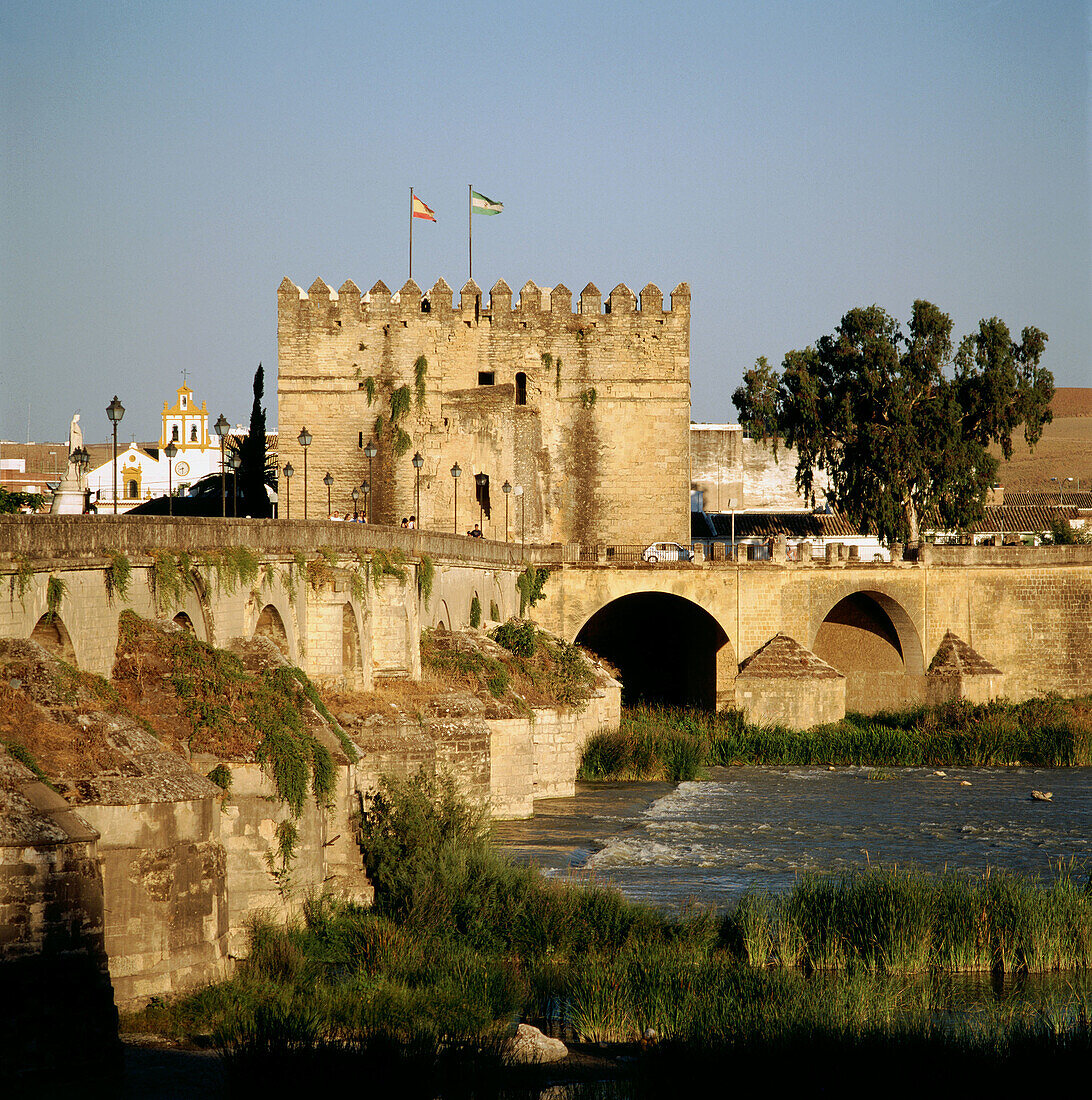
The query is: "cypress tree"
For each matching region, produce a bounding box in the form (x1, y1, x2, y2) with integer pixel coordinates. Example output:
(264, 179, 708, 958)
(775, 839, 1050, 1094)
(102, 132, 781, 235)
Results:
(238, 364, 270, 517)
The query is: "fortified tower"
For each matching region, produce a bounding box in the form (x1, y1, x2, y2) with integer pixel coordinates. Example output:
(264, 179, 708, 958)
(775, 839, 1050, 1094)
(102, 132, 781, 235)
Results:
(277, 277, 691, 543)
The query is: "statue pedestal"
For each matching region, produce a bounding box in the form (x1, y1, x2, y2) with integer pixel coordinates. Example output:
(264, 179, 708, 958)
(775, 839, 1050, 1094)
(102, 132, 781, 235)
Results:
(50, 465, 87, 515)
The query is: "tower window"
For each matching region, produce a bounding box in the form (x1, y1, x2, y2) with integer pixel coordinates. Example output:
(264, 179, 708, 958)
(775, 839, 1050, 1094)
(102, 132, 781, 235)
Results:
(515, 372, 527, 405)
(127, 480, 138, 499)
(478, 371, 494, 386)
(171, 425, 179, 441)
(190, 425, 198, 442)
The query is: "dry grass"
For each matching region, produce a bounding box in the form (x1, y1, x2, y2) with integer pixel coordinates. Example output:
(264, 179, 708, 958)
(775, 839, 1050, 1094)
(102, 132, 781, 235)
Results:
(992, 411, 1092, 489)
(0, 641, 130, 777)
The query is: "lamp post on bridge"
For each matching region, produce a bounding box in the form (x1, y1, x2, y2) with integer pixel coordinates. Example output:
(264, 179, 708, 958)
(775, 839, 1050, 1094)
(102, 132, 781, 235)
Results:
(106, 395, 125, 514)
(351, 485, 359, 520)
(283, 462, 293, 520)
(450, 463, 461, 533)
(502, 480, 512, 543)
(364, 439, 377, 523)
(214, 413, 230, 517)
(412, 451, 424, 526)
(297, 426, 312, 520)
(164, 439, 177, 516)
(324, 471, 334, 519)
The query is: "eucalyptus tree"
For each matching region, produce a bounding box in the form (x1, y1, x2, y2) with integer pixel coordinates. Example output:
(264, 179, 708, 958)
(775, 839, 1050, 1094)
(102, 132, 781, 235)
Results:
(732, 301, 1052, 543)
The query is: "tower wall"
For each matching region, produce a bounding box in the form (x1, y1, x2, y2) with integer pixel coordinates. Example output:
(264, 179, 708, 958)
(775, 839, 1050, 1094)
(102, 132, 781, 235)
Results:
(277, 277, 691, 544)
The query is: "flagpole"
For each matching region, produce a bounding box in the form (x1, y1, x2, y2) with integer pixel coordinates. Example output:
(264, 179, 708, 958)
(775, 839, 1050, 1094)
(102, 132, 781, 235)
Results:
(468, 183, 472, 282)
(409, 187, 414, 281)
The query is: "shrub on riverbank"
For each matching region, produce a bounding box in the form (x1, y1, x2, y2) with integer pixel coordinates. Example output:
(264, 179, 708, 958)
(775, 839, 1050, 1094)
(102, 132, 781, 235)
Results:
(578, 696, 1092, 780)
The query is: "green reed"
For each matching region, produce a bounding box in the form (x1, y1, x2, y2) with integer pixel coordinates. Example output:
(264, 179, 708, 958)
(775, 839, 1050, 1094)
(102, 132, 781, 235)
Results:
(578, 696, 1092, 780)
(721, 866, 1092, 974)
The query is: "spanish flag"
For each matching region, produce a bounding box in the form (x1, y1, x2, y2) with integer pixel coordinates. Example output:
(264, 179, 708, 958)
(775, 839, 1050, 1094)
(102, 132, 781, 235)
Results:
(412, 194, 436, 221)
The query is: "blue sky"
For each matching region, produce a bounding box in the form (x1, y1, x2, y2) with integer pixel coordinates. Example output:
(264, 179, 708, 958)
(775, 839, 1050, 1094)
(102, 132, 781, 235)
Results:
(2, 0, 1089, 442)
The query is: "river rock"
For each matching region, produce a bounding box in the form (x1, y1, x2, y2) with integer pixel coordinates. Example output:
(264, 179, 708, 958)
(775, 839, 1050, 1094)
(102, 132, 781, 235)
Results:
(509, 1024, 568, 1064)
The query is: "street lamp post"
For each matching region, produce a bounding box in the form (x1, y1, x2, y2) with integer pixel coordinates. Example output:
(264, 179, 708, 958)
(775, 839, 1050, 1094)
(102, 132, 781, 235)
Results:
(412, 452, 424, 526)
(474, 472, 487, 534)
(164, 440, 177, 516)
(351, 485, 360, 519)
(323, 471, 333, 519)
(361, 479, 370, 523)
(297, 426, 312, 520)
(227, 450, 240, 517)
(106, 395, 125, 514)
(214, 413, 230, 517)
(502, 480, 512, 543)
(364, 440, 377, 523)
(450, 463, 461, 533)
(283, 462, 293, 520)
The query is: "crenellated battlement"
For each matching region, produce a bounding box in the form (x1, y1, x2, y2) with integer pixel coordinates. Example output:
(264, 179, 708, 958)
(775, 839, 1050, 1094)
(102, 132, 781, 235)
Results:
(278, 275, 690, 327)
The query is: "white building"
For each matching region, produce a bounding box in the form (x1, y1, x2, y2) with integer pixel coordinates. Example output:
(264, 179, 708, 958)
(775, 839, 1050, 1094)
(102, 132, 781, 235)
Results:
(87, 384, 227, 511)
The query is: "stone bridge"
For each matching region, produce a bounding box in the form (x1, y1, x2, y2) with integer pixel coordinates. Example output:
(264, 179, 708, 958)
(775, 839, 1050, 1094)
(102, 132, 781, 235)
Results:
(1, 517, 1090, 717)
(531, 544, 1092, 716)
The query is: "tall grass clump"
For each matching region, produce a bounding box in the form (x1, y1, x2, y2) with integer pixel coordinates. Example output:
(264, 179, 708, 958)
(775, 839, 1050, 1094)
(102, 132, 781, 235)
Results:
(719, 867, 1092, 975)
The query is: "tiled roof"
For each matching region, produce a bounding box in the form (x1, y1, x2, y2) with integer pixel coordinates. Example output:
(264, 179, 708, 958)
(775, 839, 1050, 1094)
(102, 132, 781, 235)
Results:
(1000, 491, 1092, 510)
(705, 511, 864, 539)
(927, 632, 1001, 678)
(737, 633, 844, 680)
(967, 505, 1078, 534)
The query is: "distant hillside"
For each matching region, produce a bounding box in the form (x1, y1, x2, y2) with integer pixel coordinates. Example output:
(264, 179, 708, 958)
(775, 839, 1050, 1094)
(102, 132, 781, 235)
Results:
(1050, 388, 1092, 418)
(993, 388, 1092, 489)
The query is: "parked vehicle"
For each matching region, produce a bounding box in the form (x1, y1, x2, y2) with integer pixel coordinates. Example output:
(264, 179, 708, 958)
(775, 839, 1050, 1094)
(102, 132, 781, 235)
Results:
(642, 541, 693, 563)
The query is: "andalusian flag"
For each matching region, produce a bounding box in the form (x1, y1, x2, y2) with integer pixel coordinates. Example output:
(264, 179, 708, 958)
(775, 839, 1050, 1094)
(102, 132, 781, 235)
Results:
(471, 190, 503, 215)
(412, 194, 436, 221)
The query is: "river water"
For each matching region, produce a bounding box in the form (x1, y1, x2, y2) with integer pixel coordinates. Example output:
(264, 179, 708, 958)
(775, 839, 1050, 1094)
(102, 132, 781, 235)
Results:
(493, 766, 1092, 909)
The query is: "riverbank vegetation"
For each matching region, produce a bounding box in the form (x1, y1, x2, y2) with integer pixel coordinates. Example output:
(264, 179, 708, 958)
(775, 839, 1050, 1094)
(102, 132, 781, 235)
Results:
(579, 696, 1092, 781)
(126, 773, 1092, 1091)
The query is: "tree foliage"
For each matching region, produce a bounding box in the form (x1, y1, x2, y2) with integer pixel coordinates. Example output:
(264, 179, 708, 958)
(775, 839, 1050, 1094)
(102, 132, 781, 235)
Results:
(0, 487, 43, 514)
(732, 301, 1052, 543)
(238, 364, 271, 518)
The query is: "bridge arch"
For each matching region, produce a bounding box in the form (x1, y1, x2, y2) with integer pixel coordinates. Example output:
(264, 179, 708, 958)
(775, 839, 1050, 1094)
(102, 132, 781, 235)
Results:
(172, 611, 195, 633)
(575, 592, 734, 709)
(812, 589, 924, 713)
(342, 602, 361, 680)
(254, 603, 291, 657)
(30, 614, 76, 665)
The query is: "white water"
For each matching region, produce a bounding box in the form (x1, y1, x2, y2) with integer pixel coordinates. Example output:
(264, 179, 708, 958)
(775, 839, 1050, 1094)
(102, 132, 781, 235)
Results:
(493, 766, 1092, 909)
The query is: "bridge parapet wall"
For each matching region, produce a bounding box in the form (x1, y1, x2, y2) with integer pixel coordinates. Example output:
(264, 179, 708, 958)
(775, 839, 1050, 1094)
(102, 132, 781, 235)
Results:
(0, 515, 562, 568)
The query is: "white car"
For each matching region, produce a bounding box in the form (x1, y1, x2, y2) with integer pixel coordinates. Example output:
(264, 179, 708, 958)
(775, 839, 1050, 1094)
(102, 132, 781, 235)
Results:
(642, 541, 693, 563)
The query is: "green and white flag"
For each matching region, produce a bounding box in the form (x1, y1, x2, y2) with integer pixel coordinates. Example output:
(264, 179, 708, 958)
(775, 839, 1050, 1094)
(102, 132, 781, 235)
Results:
(471, 190, 503, 215)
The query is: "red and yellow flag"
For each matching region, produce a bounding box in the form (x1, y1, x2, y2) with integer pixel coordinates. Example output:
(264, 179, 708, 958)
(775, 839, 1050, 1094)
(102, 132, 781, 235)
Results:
(411, 194, 436, 221)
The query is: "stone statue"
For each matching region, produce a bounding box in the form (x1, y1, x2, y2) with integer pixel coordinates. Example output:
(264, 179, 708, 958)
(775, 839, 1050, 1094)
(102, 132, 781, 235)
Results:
(68, 413, 82, 455)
